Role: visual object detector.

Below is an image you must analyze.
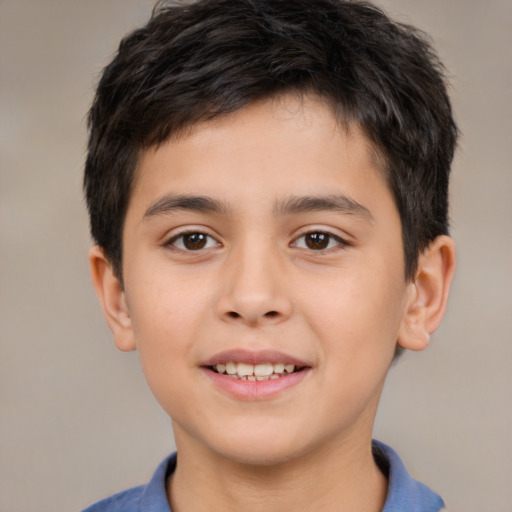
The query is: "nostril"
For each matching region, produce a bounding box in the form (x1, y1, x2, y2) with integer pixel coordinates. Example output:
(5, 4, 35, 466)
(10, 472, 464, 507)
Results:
(224, 310, 282, 322)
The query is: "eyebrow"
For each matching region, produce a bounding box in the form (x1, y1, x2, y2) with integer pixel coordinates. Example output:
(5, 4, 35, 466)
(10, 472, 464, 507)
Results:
(144, 194, 229, 218)
(274, 194, 374, 222)
(143, 192, 373, 222)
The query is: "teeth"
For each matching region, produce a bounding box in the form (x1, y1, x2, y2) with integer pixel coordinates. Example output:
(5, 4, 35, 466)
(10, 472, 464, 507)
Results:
(273, 363, 285, 374)
(225, 362, 237, 375)
(214, 362, 297, 379)
(254, 363, 273, 377)
(237, 363, 254, 376)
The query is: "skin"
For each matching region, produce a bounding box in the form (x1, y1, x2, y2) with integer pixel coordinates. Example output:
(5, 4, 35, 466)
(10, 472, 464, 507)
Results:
(90, 93, 456, 512)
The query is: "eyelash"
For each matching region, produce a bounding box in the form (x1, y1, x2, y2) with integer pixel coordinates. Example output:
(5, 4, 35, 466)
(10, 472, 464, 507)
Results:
(165, 230, 220, 251)
(291, 231, 349, 252)
(165, 229, 348, 253)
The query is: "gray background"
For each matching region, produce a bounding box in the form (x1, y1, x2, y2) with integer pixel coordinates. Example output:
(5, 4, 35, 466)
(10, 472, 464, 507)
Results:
(1, 1, 511, 511)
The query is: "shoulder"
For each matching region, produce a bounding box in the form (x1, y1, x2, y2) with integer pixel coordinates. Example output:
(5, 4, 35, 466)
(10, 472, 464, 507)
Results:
(373, 440, 445, 512)
(81, 485, 145, 512)
(80, 453, 177, 512)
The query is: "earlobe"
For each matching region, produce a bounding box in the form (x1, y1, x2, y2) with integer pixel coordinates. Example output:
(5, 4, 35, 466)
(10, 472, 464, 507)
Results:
(397, 235, 456, 352)
(89, 246, 136, 352)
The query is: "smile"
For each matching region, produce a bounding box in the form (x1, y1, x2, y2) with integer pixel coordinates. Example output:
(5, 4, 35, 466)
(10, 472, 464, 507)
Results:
(202, 350, 311, 398)
(211, 362, 300, 381)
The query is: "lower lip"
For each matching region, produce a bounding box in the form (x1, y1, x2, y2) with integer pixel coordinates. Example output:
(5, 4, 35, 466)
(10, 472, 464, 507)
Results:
(202, 368, 310, 400)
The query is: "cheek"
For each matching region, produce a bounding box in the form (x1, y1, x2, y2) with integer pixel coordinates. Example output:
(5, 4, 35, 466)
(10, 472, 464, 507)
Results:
(301, 263, 406, 363)
(126, 271, 207, 390)
(129, 261, 206, 333)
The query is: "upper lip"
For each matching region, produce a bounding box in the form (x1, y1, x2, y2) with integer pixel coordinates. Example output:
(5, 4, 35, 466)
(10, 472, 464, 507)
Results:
(201, 349, 310, 368)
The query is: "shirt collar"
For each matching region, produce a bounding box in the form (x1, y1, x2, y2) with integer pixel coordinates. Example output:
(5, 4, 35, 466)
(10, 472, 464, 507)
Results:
(373, 440, 445, 512)
(139, 441, 444, 512)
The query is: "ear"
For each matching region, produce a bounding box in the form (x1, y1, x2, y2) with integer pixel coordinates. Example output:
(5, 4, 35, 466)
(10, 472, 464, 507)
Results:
(89, 246, 136, 352)
(397, 235, 456, 351)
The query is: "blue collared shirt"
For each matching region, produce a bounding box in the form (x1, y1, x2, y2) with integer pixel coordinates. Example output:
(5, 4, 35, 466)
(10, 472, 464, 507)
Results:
(82, 441, 445, 512)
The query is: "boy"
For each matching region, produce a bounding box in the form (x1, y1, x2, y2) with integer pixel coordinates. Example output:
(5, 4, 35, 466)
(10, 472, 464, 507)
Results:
(83, 0, 457, 510)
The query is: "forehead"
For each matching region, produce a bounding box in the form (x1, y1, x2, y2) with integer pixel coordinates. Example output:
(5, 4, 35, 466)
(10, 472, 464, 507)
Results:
(128, 93, 393, 221)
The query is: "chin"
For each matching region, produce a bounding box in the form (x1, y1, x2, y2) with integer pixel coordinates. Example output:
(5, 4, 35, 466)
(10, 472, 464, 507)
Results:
(203, 424, 313, 467)
(216, 443, 303, 467)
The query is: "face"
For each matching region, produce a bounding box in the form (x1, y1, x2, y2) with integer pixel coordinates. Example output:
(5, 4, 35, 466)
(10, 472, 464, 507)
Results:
(117, 94, 413, 465)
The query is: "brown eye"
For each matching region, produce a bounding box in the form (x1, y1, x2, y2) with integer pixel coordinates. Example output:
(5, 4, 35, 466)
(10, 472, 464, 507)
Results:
(182, 233, 207, 250)
(167, 231, 218, 251)
(292, 231, 346, 251)
(304, 232, 330, 250)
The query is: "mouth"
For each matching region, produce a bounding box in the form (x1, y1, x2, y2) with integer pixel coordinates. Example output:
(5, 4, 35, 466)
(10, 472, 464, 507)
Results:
(208, 362, 305, 381)
(201, 350, 311, 398)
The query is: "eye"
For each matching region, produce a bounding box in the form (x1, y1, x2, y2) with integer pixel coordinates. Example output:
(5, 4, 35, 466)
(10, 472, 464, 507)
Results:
(292, 231, 346, 251)
(166, 231, 219, 251)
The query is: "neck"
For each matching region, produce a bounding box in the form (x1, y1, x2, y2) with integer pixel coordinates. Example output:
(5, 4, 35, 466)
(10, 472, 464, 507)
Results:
(168, 430, 387, 512)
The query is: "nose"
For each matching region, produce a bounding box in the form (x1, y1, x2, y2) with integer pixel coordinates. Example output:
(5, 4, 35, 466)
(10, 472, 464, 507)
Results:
(215, 243, 292, 327)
